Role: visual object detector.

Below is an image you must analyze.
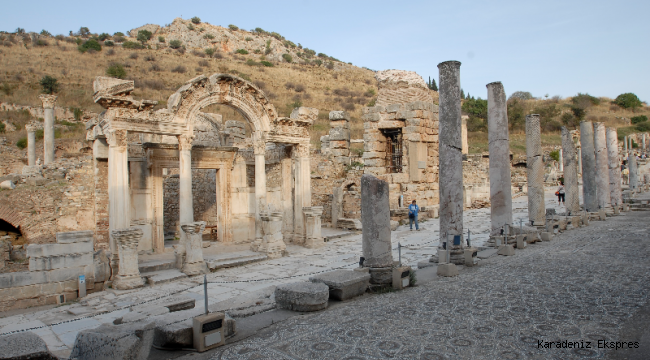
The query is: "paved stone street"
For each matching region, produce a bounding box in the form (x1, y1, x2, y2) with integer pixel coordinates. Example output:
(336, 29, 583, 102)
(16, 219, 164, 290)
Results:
(203, 209, 650, 360)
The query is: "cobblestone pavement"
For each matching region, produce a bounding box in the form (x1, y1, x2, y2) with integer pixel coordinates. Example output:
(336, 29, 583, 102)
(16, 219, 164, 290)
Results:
(207, 210, 650, 360)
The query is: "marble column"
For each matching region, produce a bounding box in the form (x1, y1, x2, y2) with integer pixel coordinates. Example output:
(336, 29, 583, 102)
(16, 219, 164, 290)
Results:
(25, 124, 37, 166)
(624, 136, 628, 155)
(486, 82, 512, 236)
(253, 135, 267, 244)
(461, 115, 469, 155)
(106, 129, 132, 278)
(39, 94, 57, 165)
(361, 174, 393, 284)
(562, 127, 580, 214)
(643, 134, 646, 153)
(578, 148, 582, 175)
(629, 154, 638, 190)
(111, 228, 144, 289)
(525, 114, 545, 225)
(559, 149, 563, 172)
(293, 143, 311, 244)
(606, 128, 623, 207)
(178, 134, 208, 275)
(438, 60, 464, 244)
(258, 212, 285, 258)
(303, 206, 324, 249)
(593, 122, 610, 208)
(580, 121, 598, 212)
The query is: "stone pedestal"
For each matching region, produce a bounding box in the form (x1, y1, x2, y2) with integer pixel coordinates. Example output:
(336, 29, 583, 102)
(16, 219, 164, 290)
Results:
(111, 227, 144, 290)
(606, 128, 623, 207)
(303, 206, 324, 249)
(25, 124, 37, 166)
(486, 82, 513, 236)
(39, 94, 57, 165)
(361, 174, 393, 284)
(257, 212, 286, 259)
(561, 127, 580, 214)
(526, 115, 545, 225)
(438, 60, 464, 243)
(329, 111, 351, 164)
(580, 121, 598, 212)
(594, 122, 610, 208)
(180, 222, 209, 275)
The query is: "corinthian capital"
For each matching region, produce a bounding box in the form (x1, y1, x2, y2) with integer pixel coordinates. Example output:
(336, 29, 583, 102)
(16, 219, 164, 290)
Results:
(178, 134, 194, 151)
(38, 94, 58, 109)
(105, 129, 128, 147)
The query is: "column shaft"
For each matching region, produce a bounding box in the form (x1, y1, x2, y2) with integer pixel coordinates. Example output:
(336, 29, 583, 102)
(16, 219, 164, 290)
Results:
(39, 95, 57, 165)
(562, 127, 580, 214)
(629, 154, 638, 190)
(593, 122, 610, 208)
(580, 121, 598, 212)
(606, 128, 622, 207)
(486, 82, 512, 235)
(526, 115, 545, 225)
(178, 136, 194, 224)
(26, 127, 36, 166)
(255, 152, 267, 241)
(107, 130, 131, 257)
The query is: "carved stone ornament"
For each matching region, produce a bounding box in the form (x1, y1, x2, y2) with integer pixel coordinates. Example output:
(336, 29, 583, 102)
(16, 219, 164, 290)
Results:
(25, 124, 38, 133)
(105, 129, 128, 147)
(178, 134, 194, 151)
(293, 143, 310, 158)
(39, 94, 58, 109)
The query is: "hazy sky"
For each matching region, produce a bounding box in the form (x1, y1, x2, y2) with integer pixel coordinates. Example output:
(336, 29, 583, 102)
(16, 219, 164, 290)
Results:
(2, 0, 648, 101)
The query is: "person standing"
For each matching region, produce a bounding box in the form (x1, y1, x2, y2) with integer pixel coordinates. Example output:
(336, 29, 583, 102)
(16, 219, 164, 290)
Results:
(408, 200, 420, 231)
(556, 181, 565, 206)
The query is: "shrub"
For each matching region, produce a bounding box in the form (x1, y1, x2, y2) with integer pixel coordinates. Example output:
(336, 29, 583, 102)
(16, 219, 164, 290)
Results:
(282, 53, 292, 63)
(144, 54, 155, 61)
(78, 39, 101, 53)
(270, 32, 284, 40)
(245, 37, 253, 41)
(36, 39, 48, 46)
(114, 32, 124, 37)
(0, 122, 5, 133)
(509, 91, 534, 100)
(191, 49, 205, 58)
(246, 59, 261, 67)
(294, 84, 305, 92)
(191, 17, 201, 24)
(106, 48, 115, 55)
(235, 48, 248, 54)
(228, 24, 239, 31)
(561, 112, 579, 128)
(149, 63, 161, 72)
(260, 60, 273, 67)
(203, 33, 215, 40)
(204, 48, 215, 56)
(77, 27, 90, 37)
(283, 40, 296, 48)
(631, 115, 648, 124)
(636, 122, 650, 132)
(198, 60, 209, 67)
(169, 40, 182, 49)
(97, 33, 110, 41)
(571, 93, 600, 107)
(137, 30, 152, 43)
(187, 24, 195, 31)
(158, 36, 165, 42)
(122, 41, 143, 49)
(253, 80, 266, 90)
(113, 35, 125, 43)
(549, 150, 560, 162)
(213, 51, 223, 59)
(614, 93, 642, 110)
(570, 106, 586, 121)
(171, 65, 186, 73)
(106, 63, 127, 79)
(40, 75, 58, 94)
(129, 52, 138, 59)
(326, 61, 334, 70)
(103, 40, 114, 46)
(253, 27, 266, 35)
(40, 29, 52, 36)
(16, 138, 27, 149)
(140, 79, 165, 90)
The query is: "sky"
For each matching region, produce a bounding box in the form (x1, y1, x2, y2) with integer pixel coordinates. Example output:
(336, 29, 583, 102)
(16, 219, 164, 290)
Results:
(1, 0, 648, 101)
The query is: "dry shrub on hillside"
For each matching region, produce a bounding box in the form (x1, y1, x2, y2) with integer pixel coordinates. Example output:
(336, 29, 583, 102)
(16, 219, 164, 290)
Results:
(144, 55, 155, 61)
(140, 79, 165, 90)
(294, 84, 305, 93)
(212, 52, 223, 59)
(129, 53, 139, 60)
(191, 49, 205, 58)
(285, 82, 295, 90)
(253, 80, 266, 90)
(198, 60, 209, 67)
(106, 49, 115, 56)
(171, 65, 186, 73)
(195, 67, 203, 73)
(149, 63, 162, 72)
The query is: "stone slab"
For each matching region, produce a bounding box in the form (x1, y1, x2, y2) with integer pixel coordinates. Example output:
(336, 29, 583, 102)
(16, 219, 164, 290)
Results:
(26, 241, 93, 258)
(437, 263, 458, 277)
(56, 230, 94, 244)
(0, 331, 56, 360)
(309, 269, 370, 301)
(69, 322, 155, 360)
(476, 248, 498, 259)
(142, 269, 188, 286)
(497, 245, 515, 256)
(275, 282, 329, 312)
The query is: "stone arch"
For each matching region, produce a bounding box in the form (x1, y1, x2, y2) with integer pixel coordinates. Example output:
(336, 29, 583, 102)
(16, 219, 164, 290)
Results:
(0, 204, 27, 238)
(341, 180, 360, 192)
(167, 74, 277, 139)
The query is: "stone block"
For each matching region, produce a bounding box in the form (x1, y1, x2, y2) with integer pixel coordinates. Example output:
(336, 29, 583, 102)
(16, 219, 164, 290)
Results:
(56, 230, 94, 244)
(329, 140, 350, 149)
(310, 269, 370, 300)
(0, 180, 16, 190)
(362, 151, 385, 159)
(29, 252, 93, 271)
(329, 110, 350, 121)
(161, 297, 196, 312)
(540, 232, 553, 241)
(330, 148, 350, 157)
(0, 332, 55, 359)
(22, 165, 42, 176)
(26, 176, 48, 186)
(70, 321, 156, 360)
(26, 241, 93, 259)
(290, 107, 318, 123)
(464, 248, 477, 266)
(437, 263, 458, 277)
(377, 121, 405, 129)
(386, 104, 402, 113)
(330, 120, 349, 129)
(368, 267, 393, 285)
(392, 266, 412, 290)
(516, 235, 527, 249)
(329, 127, 350, 141)
(275, 282, 329, 312)
(361, 174, 392, 268)
(364, 113, 381, 122)
(497, 245, 515, 256)
(390, 220, 399, 231)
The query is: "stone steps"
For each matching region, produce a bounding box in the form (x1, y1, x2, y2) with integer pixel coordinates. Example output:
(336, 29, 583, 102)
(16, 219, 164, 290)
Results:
(206, 253, 268, 271)
(138, 259, 176, 273)
(142, 269, 188, 285)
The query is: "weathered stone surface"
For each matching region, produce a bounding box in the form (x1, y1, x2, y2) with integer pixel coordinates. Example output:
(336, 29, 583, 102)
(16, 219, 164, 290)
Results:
(0, 180, 15, 190)
(310, 269, 370, 300)
(580, 121, 598, 211)
(593, 122, 610, 208)
(561, 127, 580, 214)
(0, 332, 56, 360)
(329, 111, 350, 121)
(606, 128, 623, 206)
(56, 230, 94, 244)
(526, 115, 545, 225)
(70, 321, 155, 360)
(361, 174, 392, 268)
(486, 82, 513, 235)
(629, 154, 638, 190)
(275, 282, 329, 312)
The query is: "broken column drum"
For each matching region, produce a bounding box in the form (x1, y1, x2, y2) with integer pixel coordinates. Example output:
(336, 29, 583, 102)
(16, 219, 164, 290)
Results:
(629, 154, 638, 190)
(486, 82, 513, 236)
(561, 127, 580, 214)
(329, 111, 351, 164)
(606, 128, 623, 206)
(180, 222, 209, 275)
(525, 114, 545, 225)
(361, 174, 393, 284)
(580, 121, 598, 212)
(39, 94, 57, 165)
(303, 206, 324, 249)
(25, 124, 37, 166)
(257, 212, 286, 259)
(111, 227, 145, 289)
(593, 122, 610, 208)
(437, 61, 464, 253)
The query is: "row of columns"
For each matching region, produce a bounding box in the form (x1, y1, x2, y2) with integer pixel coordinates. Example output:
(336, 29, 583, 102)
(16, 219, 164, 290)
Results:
(25, 95, 58, 167)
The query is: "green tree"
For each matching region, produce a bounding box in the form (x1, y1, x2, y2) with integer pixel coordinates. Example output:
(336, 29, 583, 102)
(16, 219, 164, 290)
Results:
(509, 91, 533, 100)
(631, 115, 648, 124)
(427, 76, 438, 91)
(460, 89, 465, 99)
(40, 29, 51, 36)
(462, 97, 488, 132)
(282, 53, 292, 63)
(106, 64, 126, 79)
(228, 24, 238, 31)
(549, 150, 560, 162)
(169, 40, 182, 49)
(614, 93, 642, 110)
(571, 106, 586, 121)
(78, 39, 101, 53)
(98, 33, 110, 41)
(137, 30, 152, 44)
(506, 98, 526, 131)
(191, 17, 201, 24)
(78, 27, 90, 37)
(40, 75, 59, 94)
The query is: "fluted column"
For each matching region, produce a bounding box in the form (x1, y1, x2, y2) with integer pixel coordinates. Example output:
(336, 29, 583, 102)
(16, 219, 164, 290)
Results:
(39, 95, 57, 165)
(593, 122, 610, 208)
(580, 121, 598, 212)
(486, 82, 512, 236)
(254, 135, 267, 243)
(606, 128, 622, 207)
(562, 127, 580, 214)
(526, 114, 545, 225)
(293, 143, 311, 244)
(25, 124, 37, 166)
(106, 129, 131, 271)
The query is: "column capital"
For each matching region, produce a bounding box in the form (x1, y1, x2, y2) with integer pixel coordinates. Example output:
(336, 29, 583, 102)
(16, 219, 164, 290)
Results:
(25, 124, 38, 133)
(180, 221, 206, 235)
(111, 227, 143, 250)
(293, 142, 310, 158)
(178, 134, 193, 151)
(105, 129, 128, 147)
(38, 94, 58, 109)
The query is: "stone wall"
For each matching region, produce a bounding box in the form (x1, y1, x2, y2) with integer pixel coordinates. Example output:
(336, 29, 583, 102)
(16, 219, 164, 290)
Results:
(375, 70, 434, 107)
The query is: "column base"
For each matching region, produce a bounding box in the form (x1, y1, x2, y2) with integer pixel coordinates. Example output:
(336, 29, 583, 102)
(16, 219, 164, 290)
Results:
(368, 267, 392, 285)
(182, 261, 209, 276)
(112, 274, 144, 290)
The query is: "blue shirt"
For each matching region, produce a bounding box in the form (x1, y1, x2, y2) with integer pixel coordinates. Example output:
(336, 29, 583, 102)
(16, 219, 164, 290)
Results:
(408, 204, 419, 216)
